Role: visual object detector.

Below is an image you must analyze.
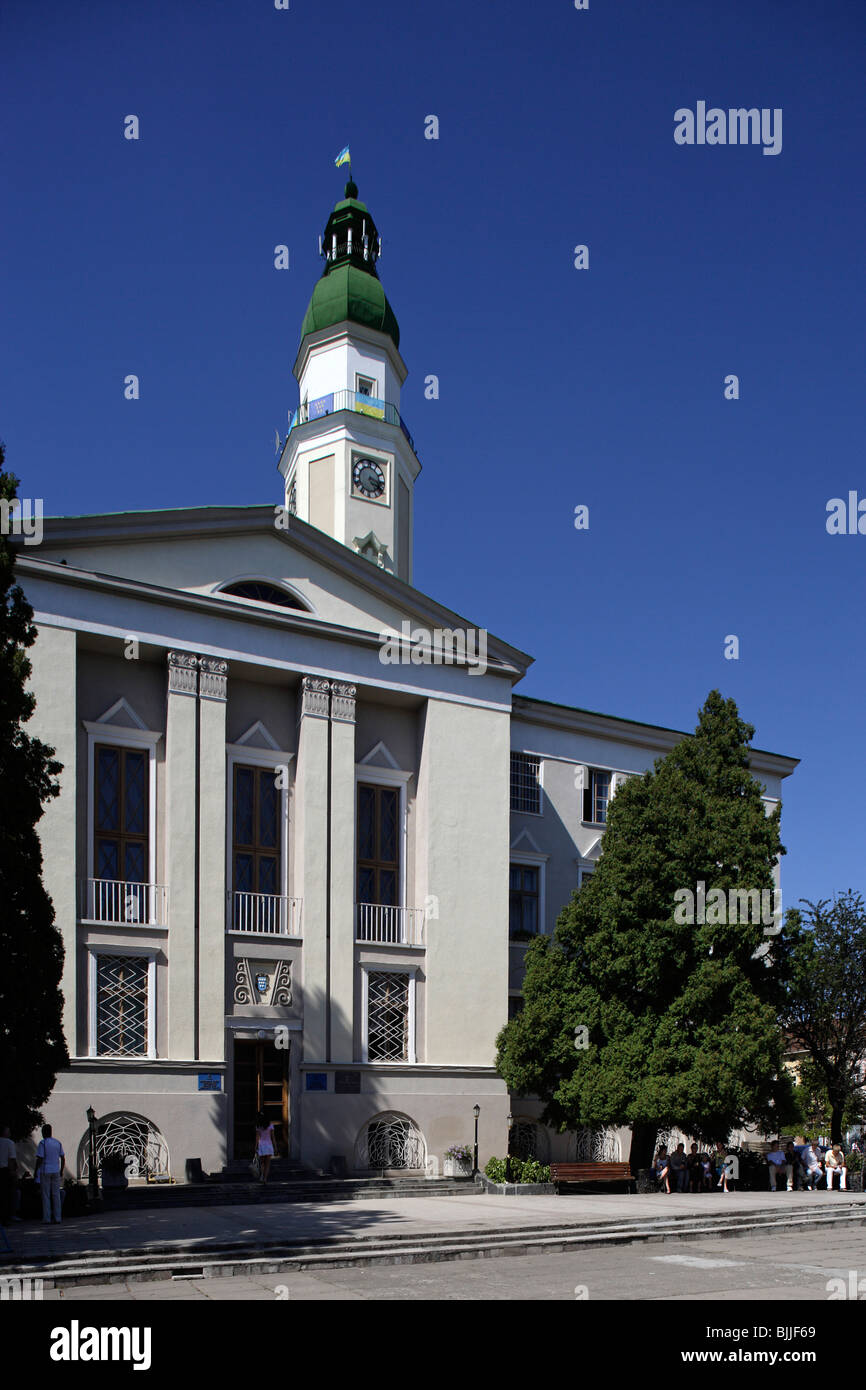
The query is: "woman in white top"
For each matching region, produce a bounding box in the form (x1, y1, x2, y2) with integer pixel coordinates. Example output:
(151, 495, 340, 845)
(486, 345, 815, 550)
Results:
(254, 1112, 276, 1184)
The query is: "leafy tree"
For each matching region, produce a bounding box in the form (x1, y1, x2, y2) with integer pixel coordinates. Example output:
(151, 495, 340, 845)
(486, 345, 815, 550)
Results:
(781, 893, 866, 1144)
(0, 448, 68, 1134)
(497, 691, 796, 1171)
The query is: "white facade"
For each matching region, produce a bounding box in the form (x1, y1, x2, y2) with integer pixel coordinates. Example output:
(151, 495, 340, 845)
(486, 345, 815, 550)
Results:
(19, 187, 798, 1182)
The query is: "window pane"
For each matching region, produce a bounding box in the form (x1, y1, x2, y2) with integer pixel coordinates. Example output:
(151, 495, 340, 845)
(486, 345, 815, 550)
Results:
(380, 789, 398, 864)
(124, 751, 146, 834)
(235, 768, 254, 846)
(258, 770, 278, 849)
(234, 854, 253, 893)
(379, 869, 397, 906)
(358, 786, 376, 862)
(523, 897, 537, 933)
(97, 955, 148, 1056)
(97, 839, 118, 880)
(258, 856, 278, 895)
(358, 867, 375, 903)
(124, 842, 146, 884)
(96, 749, 120, 831)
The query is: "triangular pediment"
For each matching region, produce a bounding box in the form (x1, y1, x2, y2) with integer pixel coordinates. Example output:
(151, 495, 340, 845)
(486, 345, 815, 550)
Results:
(235, 720, 280, 751)
(511, 827, 543, 854)
(95, 697, 148, 730)
(359, 740, 401, 770)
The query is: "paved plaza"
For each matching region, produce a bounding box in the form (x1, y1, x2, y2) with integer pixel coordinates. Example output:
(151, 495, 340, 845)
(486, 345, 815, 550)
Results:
(35, 1223, 866, 1302)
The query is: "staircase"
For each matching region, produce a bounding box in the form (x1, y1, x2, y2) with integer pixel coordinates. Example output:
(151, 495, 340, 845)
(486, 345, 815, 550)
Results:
(99, 1170, 475, 1212)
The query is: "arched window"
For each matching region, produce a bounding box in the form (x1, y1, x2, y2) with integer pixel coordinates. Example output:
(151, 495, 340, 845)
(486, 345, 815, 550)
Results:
(219, 580, 307, 611)
(573, 1128, 621, 1162)
(77, 1111, 170, 1181)
(354, 1112, 426, 1172)
(509, 1119, 550, 1163)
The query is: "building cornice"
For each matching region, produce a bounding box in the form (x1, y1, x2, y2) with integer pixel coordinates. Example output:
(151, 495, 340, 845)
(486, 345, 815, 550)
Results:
(512, 694, 799, 777)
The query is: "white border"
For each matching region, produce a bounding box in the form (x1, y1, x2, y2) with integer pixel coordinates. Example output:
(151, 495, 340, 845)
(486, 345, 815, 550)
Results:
(355, 753, 412, 914)
(84, 707, 162, 889)
(226, 736, 294, 931)
(509, 849, 547, 936)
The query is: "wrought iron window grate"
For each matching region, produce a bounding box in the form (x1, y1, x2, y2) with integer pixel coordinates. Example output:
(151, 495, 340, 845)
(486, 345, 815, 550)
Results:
(96, 955, 149, 1055)
(510, 752, 541, 814)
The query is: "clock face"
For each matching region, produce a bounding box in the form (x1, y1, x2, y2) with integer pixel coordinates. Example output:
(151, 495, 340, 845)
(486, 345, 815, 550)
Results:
(353, 457, 386, 499)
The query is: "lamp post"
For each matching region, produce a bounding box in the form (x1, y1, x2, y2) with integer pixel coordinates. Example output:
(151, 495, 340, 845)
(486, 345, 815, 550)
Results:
(472, 1104, 480, 1176)
(86, 1106, 98, 1206)
(506, 1112, 513, 1184)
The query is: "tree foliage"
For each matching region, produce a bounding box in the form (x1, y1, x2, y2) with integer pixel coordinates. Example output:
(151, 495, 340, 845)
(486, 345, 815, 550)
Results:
(496, 691, 796, 1168)
(0, 447, 68, 1134)
(781, 892, 866, 1143)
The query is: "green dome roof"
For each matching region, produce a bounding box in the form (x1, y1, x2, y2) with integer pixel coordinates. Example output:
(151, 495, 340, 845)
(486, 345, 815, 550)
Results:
(301, 261, 400, 348)
(300, 182, 400, 349)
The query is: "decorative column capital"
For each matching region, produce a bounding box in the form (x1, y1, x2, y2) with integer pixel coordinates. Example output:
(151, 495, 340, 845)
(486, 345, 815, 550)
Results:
(167, 651, 199, 696)
(299, 676, 331, 720)
(330, 681, 356, 723)
(199, 657, 229, 702)
(167, 652, 229, 700)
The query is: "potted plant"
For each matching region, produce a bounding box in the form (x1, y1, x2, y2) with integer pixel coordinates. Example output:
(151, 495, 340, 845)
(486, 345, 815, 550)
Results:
(444, 1143, 473, 1177)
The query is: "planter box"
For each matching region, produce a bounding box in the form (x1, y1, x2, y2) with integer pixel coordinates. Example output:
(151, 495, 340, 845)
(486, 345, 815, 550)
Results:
(444, 1157, 472, 1177)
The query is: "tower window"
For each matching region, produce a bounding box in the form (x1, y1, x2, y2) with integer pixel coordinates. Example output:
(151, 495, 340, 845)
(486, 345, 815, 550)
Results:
(356, 375, 376, 397)
(220, 581, 305, 610)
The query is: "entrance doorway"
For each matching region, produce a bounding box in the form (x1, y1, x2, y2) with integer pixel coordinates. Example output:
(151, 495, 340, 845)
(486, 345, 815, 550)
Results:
(232, 1039, 288, 1159)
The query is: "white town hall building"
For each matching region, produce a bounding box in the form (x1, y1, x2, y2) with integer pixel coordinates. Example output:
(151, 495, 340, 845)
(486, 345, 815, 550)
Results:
(19, 178, 798, 1182)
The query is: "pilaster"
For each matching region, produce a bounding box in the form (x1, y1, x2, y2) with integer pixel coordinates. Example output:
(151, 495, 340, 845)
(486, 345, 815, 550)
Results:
(329, 681, 356, 1061)
(294, 677, 331, 1059)
(165, 652, 199, 1058)
(198, 657, 229, 1061)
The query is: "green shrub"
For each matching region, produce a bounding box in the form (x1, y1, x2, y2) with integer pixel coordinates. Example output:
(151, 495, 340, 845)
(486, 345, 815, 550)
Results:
(517, 1159, 551, 1184)
(484, 1157, 508, 1184)
(483, 1156, 551, 1184)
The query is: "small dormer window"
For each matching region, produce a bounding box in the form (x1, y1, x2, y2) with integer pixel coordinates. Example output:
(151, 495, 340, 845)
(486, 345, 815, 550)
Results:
(356, 375, 375, 397)
(220, 581, 306, 610)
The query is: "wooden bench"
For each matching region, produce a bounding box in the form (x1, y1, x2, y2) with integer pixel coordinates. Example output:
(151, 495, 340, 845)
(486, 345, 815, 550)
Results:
(550, 1162, 635, 1193)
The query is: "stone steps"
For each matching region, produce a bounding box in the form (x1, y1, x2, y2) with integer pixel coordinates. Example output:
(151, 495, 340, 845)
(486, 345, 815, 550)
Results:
(8, 1197, 866, 1288)
(99, 1175, 474, 1212)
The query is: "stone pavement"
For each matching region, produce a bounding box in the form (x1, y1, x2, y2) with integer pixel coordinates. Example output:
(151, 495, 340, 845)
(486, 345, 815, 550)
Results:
(36, 1222, 866, 1302)
(5, 1188, 866, 1265)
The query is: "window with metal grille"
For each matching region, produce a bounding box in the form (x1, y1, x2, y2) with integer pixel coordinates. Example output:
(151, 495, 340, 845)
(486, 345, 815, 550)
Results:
(367, 972, 409, 1061)
(510, 752, 541, 814)
(94, 745, 149, 884)
(583, 769, 611, 824)
(233, 764, 281, 896)
(357, 783, 399, 906)
(96, 955, 149, 1056)
(509, 864, 540, 936)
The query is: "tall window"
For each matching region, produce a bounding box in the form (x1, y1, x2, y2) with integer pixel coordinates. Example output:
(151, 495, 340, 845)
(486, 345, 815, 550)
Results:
(510, 864, 539, 936)
(357, 783, 399, 905)
(583, 769, 611, 824)
(95, 745, 149, 883)
(367, 972, 409, 1061)
(233, 765, 280, 895)
(96, 955, 149, 1056)
(510, 752, 541, 814)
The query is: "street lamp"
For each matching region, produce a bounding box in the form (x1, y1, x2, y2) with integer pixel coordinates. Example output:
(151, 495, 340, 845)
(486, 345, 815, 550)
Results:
(472, 1104, 480, 1176)
(86, 1106, 98, 1206)
(506, 1112, 513, 1184)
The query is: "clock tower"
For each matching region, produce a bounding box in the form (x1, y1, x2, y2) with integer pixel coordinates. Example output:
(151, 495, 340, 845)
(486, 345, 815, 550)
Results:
(279, 178, 421, 583)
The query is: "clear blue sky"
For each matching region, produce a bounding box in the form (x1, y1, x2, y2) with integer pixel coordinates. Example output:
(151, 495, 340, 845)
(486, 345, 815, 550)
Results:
(3, 0, 865, 909)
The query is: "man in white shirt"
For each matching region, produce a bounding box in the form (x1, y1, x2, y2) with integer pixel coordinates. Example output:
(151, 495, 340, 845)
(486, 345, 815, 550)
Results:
(35, 1124, 65, 1224)
(766, 1141, 792, 1192)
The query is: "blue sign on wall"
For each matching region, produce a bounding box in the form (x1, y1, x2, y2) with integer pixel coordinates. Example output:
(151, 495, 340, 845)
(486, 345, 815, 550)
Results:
(198, 1073, 222, 1092)
(305, 1072, 328, 1091)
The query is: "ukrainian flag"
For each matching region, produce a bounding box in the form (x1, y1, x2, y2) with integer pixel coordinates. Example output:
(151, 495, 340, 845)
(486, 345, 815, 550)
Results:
(335, 146, 351, 169)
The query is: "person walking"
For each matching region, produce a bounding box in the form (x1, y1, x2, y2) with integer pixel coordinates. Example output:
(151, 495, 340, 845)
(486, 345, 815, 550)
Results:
(824, 1143, 848, 1191)
(34, 1124, 65, 1224)
(0, 1126, 17, 1227)
(254, 1112, 276, 1185)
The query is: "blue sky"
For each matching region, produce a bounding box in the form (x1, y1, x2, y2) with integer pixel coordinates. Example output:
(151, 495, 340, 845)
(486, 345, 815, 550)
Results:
(3, 0, 865, 908)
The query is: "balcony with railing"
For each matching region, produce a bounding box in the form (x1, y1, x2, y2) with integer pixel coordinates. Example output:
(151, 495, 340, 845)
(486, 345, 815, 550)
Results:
(228, 891, 303, 937)
(80, 879, 169, 927)
(287, 390, 417, 455)
(355, 902, 425, 947)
